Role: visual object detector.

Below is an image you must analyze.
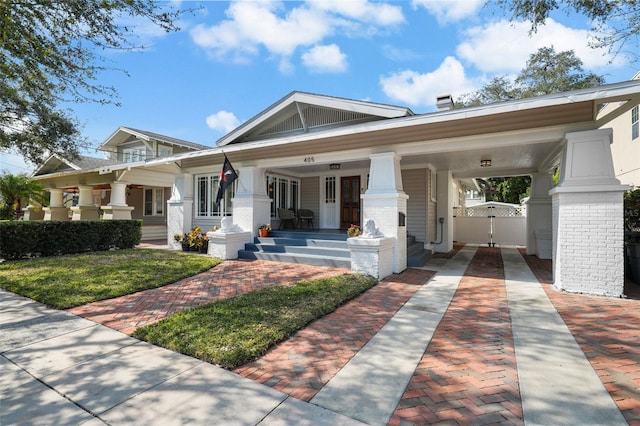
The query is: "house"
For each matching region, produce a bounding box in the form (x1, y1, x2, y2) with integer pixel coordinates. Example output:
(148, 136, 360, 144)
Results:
(598, 71, 640, 187)
(29, 81, 640, 297)
(28, 127, 209, 239)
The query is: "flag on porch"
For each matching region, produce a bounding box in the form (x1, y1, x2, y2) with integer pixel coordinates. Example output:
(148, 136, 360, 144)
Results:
(215, 154, 238, 206)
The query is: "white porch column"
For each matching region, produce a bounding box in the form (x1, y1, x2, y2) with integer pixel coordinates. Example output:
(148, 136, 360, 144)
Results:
(43, 188, 69, 221)
(550, 129, 630, 297)
(361, 152, 408, 273)
(232, 166, 271, 237)
(102, 181, 134, 220)
(434, 170, 453, 253)
(525, 173, 553, 257)
(70, 185, 100, 220)
(22, 203, 44, 221)
(167, 173, 193, 249)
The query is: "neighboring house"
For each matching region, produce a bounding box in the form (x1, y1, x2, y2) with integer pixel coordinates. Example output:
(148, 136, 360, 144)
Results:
(30, 83, 640, 297)
(598, 71, 640, 188)
(29, 127, 209, 239)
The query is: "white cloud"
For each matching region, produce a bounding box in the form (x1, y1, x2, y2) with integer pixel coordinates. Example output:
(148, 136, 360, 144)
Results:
(380, 56, 477, 108)
(190, 0, 403, 69)
(206, 111, 241, 134)
(412, 0, 484, 24)
(302, 44, 348, 73)
(307, 0, 404, 26)
(456, 18, 620, 74)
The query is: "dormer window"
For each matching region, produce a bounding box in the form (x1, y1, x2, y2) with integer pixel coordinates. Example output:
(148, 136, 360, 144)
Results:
(158, 145, 173, 158)
(123, 147, 146, 163)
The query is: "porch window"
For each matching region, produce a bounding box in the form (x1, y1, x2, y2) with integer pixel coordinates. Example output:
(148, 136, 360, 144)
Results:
(325, 177, 336, 203)
(195, 174, 236, 217)
(144, 188, 164, 216)
(633, 106, 639, 140)
(123, 147, 146, 163)
(267, 174, 300, 217)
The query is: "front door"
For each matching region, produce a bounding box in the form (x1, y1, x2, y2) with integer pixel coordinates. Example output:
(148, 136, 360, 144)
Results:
(340, 176, 361, 229)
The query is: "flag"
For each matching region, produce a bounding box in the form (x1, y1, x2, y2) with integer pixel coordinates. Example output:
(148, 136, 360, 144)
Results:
(215, 154, 238, 206)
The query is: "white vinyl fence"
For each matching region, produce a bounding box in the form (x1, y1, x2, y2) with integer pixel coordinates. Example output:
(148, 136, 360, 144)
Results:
(453, 203, 527, 246)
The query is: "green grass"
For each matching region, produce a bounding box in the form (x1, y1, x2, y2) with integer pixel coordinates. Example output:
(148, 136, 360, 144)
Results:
(132, 274, 378, 369)
(0, 249, 221, 309)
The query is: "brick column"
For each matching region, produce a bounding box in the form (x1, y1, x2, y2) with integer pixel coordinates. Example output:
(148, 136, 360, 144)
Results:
(167, 173, 193, 249)
(550, 129, 630, 297)
(232, 166, 271, 237)
(361, 152, 408, 273)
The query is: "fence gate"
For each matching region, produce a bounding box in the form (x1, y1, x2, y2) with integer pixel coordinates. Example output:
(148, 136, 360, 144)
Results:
(453, 203, 527, 246)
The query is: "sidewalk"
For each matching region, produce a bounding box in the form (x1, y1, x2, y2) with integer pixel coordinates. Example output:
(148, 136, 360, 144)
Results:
(1, 245, 638, 425)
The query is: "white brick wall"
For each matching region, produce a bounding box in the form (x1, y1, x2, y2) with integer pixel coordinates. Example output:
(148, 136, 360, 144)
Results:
(552, 191, 625, 296)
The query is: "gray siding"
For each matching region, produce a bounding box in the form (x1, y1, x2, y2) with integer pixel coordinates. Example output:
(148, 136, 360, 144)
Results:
(428, 169, 437, 244)
(402, 168, 427, 244)
(300, 176, 320, 226)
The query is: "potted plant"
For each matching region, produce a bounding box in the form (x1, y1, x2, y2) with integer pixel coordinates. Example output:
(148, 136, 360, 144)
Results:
(187, 227, 205, 252)
(624, 188, 640, 284)
(258, 223, 271, 237)
(174, 233, 189, 251)
(347, 224, 362, 238)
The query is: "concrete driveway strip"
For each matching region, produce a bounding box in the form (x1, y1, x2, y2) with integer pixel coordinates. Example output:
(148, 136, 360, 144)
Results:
(502, 248, 627, 426)
(310, 246, 477, 425)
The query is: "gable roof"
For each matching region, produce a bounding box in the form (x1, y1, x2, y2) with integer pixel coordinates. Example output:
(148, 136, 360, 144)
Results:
(216, 91, 414, 146)
(99, 127, 210, 154)
(32, 154, 118, 176)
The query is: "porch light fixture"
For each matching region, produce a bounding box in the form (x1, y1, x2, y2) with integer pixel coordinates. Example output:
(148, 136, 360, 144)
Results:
(329, 163, 341, 170)
(480, 159, 492, 167)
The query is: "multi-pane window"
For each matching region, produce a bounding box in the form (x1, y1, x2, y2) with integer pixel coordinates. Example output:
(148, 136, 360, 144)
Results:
(144, 188, 164, 216)
(157, 145, 173, 158)
(632, 105, 639, 140)
(123, 147, 146, 163)
(195, 174, 236, 217)
(325, 177, 336, 203)
(267, 175, 300, 217)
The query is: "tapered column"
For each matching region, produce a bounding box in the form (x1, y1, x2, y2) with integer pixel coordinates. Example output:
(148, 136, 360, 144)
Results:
(43, 188, 69, 221)
(550, 129, 629, 297)
(71, 185, 100, 220)
(361, 152, 408, 273)
(167, 173, 193, 249)
(102, 182, 134, 220)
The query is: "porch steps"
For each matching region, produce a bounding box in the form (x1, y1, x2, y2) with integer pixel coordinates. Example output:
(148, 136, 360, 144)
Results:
(237, 230, 351, 268)
(407, 234, 431, 267)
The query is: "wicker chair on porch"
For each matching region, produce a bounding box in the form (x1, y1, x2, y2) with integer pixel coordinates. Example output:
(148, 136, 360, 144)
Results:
(277, 208, 296, 229)
(297, 209, 314, 229)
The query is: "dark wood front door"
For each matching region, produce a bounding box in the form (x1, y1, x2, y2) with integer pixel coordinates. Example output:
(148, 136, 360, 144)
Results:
(340, 176, 361, 229)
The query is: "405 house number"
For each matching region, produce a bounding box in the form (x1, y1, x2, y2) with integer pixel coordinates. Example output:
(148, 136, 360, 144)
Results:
(303, 156, 315, 163)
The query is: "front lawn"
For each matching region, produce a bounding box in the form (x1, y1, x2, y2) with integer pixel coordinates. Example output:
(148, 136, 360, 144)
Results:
(0, 249, 220, 309)
(133, 273, 377, 369)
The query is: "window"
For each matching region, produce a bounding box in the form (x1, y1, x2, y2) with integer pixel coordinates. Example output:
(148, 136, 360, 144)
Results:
(267, 174, 300, 217)
(144, 188, 164, 216)
(123, 147, 146, 163)
(158, 145, 173, 158)
(195, 174, 236, 217)
(633, 105, 639, 140)
(325, 177, 336, 203)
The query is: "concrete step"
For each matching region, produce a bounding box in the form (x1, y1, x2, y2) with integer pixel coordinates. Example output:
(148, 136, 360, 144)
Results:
(238, 229, 351, 268)
(237, 250, 351, 269)
(254, 237, 348, 249)
(244, 244, 350, 258)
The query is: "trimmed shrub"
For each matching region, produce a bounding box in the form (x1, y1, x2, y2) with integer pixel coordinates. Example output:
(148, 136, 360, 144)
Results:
(0, 220, 142, 260)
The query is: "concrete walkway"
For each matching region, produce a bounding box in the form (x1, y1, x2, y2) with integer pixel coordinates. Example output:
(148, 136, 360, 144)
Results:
(1, 245, 635, 425)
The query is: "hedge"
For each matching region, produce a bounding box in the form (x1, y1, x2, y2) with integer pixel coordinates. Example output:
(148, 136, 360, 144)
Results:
(0, 220, 142, 260)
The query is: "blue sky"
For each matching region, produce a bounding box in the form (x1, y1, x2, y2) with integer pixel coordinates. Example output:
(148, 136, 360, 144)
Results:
(1, 0, 637, 175)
